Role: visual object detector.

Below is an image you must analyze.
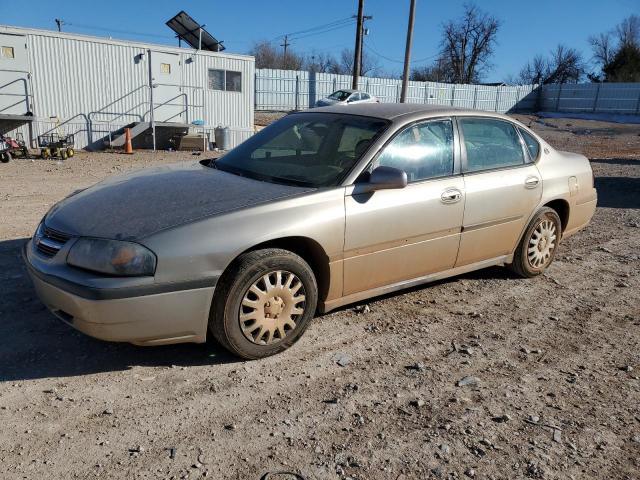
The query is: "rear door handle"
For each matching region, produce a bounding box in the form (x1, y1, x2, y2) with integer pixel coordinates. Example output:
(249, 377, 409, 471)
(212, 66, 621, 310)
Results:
(525, 176, 540, 189)
(441, 188, 462, 204)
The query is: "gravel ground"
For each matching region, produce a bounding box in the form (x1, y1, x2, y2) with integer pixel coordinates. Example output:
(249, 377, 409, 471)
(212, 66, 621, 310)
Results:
(0, 115, 639, 480)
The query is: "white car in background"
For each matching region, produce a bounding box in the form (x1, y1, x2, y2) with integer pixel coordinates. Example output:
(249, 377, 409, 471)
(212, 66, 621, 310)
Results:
(315, 89, 379, 107)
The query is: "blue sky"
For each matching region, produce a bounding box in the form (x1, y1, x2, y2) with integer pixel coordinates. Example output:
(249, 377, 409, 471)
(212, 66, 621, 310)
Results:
(1, 0, 637, 81)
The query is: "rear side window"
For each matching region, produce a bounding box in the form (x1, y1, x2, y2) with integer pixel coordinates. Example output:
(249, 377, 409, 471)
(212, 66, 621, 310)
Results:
(376, 119, 454, 182)
(460, 118, 525, 172)
(518, 128, 540, 160)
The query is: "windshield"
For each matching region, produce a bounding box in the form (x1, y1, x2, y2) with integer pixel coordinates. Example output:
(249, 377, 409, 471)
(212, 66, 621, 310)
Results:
(328, 90, 351, 101)
(212, 113, 389, 187)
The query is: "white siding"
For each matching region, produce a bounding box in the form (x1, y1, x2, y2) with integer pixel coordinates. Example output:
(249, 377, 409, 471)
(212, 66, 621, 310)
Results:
(0, 25, 255, 149)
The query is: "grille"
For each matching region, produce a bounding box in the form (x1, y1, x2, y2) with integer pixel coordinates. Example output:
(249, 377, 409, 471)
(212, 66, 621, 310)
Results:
(35, 226, 72, 258)
(43, 227, 71, 244)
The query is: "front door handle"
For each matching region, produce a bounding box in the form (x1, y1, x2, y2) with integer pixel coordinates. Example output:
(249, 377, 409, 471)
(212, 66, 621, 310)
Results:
(441, 188, 462, 204)
(525, 176, 540, 189)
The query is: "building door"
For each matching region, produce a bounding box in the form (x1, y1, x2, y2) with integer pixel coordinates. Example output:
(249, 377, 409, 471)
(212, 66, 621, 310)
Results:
(0, 33, 31, 115)
(149, 51, 183, 123)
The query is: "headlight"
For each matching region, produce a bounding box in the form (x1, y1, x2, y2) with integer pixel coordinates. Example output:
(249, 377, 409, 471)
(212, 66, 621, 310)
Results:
(67, 238, 156, 276)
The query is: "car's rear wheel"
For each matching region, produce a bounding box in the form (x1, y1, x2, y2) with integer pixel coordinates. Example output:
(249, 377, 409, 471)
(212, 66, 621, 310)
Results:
(510, 207, 561, 277)
(209, 248, 318, 359)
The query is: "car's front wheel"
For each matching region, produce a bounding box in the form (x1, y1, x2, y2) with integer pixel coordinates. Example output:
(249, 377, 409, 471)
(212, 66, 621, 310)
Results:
(209, 248, 318, 359)
(510, 207, 562, 277)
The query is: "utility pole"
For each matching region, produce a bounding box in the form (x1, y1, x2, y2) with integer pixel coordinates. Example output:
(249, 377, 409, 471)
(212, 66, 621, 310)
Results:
(400, 0, 417, 103)
(281, 35, 291, 69)
(352, 0, 364, 89)
(55, 18, 64, 32)
(358, 15, 373, 77)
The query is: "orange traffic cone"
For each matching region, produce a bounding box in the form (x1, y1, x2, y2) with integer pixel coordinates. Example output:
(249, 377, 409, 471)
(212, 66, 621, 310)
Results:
(124, 128, 133, 154)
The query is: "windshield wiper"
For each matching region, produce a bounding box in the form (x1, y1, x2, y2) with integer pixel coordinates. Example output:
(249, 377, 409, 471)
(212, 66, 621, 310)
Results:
(267, 174, 316, 187)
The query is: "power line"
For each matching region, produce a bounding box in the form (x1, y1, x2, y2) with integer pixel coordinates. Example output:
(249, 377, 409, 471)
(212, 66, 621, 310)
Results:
(290, 21, 356, 41)
(280, 17, 355, 40)
(271, 17, 356, 44)
(364, 40, 439, 65)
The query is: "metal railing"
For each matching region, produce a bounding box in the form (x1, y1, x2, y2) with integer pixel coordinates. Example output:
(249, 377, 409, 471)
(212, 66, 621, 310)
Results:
(0, 72, 33, 115)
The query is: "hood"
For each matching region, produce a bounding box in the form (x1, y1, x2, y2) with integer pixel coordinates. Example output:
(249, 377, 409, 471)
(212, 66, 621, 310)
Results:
(315, 98, 341, 107)
(45, 161, 314, 240)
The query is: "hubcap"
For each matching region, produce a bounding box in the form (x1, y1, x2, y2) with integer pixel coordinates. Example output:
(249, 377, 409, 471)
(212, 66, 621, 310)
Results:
(240, 270, 306, 345)
(527, 219, 557, 269)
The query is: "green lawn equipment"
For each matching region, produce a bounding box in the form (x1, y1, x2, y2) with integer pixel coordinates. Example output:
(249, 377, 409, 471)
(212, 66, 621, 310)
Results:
(38, 133, 75, 160)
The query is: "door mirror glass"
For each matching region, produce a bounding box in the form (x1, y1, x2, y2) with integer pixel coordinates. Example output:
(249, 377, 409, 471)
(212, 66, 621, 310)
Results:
(367, 166, 408, 190)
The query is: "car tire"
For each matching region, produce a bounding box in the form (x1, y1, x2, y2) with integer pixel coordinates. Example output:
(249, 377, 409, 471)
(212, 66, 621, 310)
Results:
(510, 207, 562, 278)
(209, 248, 318, 360)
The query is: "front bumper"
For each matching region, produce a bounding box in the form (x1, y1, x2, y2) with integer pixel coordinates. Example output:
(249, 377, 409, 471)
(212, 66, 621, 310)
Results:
(23, 240, 215, 346)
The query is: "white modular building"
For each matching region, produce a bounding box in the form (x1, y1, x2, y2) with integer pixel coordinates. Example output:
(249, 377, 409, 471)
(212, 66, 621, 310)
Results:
(0, 25, 255, 150)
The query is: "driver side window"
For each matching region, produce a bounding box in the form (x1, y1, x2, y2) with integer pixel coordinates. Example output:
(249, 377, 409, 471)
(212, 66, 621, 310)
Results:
(375, 119, 455, 182)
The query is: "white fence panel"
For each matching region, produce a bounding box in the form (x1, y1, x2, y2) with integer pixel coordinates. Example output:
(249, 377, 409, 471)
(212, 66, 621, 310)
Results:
(256, 68, 640, 115)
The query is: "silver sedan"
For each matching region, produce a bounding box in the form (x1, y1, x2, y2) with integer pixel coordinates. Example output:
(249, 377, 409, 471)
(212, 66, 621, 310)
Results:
(314, 89, 379, 107)
(24, 104, 597, 359)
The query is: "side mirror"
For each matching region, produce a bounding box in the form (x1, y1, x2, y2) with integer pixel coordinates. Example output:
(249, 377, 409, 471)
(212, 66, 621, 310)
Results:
(367, 166, 408, 191)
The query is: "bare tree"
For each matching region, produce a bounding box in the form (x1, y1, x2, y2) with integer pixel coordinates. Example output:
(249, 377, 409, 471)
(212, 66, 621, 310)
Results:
(517, 54, 550, 85)
(589, 32, 614, 67)
(615, 14, 640, 48)
(439, 3, 501, 83)
(546, 44, 585, 83)
(334, 48, 380, 76)
(304, 51, 338, 73)
(517, 45, 584, 84)
(249, 40, 304, 70)
(411, 57, 451, 82)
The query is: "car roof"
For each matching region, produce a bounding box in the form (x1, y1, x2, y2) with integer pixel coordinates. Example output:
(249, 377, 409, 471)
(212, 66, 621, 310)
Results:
(306, 103, 512, 122)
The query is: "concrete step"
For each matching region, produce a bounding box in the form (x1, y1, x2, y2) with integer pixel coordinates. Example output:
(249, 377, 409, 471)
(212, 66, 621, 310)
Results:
(107, 122, 150, 147)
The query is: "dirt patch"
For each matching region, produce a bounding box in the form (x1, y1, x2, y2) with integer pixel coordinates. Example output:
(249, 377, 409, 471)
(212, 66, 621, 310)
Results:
(0, 117, 639, 480)
(255, 111, 288, 127)
(512, 114, 640, 159)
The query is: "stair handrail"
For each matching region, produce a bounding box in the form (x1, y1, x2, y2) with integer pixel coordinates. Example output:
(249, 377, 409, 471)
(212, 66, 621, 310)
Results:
(0, 77, 32, 114)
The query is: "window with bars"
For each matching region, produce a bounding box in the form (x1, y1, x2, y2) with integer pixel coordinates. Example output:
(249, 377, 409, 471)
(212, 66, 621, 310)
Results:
(208, 69, 241, 92)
